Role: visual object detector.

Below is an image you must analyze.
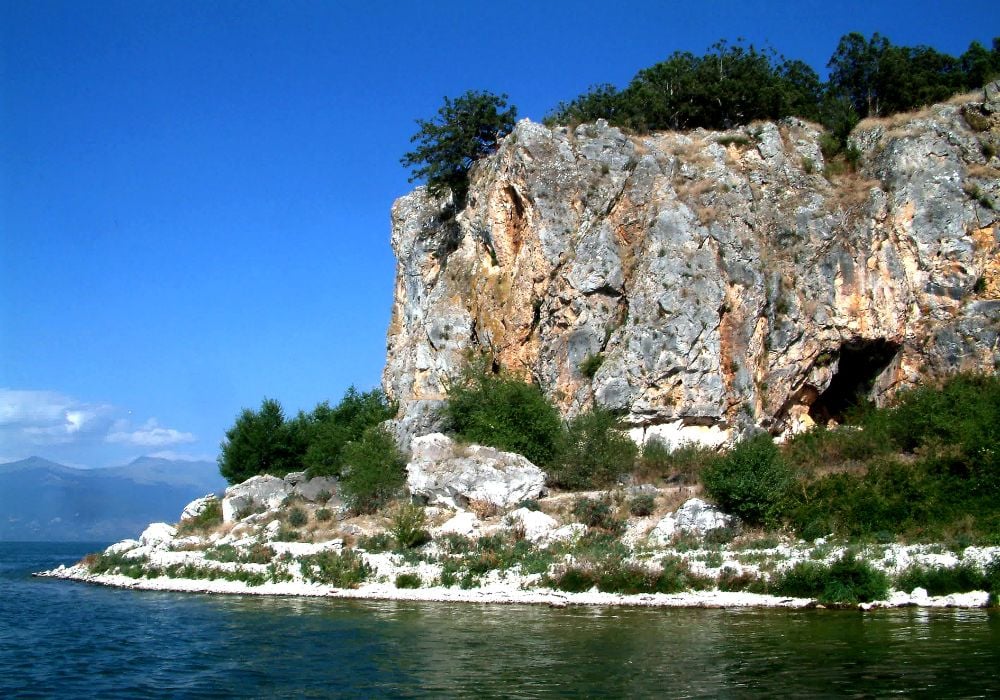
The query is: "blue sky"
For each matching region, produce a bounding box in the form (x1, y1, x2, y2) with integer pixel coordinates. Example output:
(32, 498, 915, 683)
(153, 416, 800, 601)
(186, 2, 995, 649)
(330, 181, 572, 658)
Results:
(2, 0, 998, 468)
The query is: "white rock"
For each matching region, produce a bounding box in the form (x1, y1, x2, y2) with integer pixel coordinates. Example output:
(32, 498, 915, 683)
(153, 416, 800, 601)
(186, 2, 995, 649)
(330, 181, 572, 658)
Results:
(406, 433, 547, 509)
(263, 519, 282, 539)
(180, 495, 218, 521)
(221, 475, 292, 522)
(105, 539, 140, 555)
(139, 523, 177, 549)
(547, 523, 587, 543)
(433, 511, 481, 538)
(649, 498, 736, 543)
(506, 508, 559, 543)
(292, 475, 341, 503)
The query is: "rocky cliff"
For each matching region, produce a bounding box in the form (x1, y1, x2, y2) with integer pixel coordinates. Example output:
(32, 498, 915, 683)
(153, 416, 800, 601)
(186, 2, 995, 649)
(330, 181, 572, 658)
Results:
(383, 85, 1000, 448)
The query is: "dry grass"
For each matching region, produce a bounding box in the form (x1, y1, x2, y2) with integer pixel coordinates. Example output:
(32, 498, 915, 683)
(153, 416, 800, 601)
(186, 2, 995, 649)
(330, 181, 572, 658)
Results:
(967, 164, 1000, 180)
(946, 90, 985, 106)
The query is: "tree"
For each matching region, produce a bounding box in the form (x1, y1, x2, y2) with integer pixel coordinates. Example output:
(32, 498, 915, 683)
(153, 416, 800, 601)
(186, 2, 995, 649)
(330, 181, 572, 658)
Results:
(218, 398, 299, 484)
(304, 387, 397, 477)
(400, 90, 517, 208)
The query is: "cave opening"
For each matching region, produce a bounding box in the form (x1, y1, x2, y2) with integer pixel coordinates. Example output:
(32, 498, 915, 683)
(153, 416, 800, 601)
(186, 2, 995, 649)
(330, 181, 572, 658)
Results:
(808, 339, 901, 424)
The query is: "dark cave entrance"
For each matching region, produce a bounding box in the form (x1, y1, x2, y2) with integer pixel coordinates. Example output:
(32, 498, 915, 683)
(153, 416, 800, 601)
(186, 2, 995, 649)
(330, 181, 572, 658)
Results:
(808, 339, 901, 424)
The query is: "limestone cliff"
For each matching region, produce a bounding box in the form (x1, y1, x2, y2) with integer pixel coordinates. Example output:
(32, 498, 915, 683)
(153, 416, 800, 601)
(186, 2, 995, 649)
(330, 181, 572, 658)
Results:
(383, 85, 1000, 448)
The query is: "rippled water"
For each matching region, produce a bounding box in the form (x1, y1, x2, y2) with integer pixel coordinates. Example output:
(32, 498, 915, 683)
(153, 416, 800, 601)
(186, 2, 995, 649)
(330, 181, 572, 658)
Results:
(2, 542, 999, 698)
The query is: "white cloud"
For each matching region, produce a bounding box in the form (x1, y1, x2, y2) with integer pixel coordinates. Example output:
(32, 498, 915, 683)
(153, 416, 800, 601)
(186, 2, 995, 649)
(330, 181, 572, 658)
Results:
(0, 389, 113, 445)
(106, 418, 196, 447)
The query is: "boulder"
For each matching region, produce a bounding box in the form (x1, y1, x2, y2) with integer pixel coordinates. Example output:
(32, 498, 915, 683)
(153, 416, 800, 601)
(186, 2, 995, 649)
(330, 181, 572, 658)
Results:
(649, 498, 736, 543)
(180, 494, 218, 521)
(505, 508, 559, 543)
(292, 475, 341, 504)
(405, 433, 547, 509)
(432, 511, 481, 538)
(138, 522, 176, 548)
(221, 475, 291, 522)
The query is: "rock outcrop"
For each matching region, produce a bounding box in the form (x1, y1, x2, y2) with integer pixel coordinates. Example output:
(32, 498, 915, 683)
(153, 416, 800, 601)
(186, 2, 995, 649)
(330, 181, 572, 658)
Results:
(384, 85, 1000, 447)
(405, 433, 547, 508)
(649, 498, 738, 543)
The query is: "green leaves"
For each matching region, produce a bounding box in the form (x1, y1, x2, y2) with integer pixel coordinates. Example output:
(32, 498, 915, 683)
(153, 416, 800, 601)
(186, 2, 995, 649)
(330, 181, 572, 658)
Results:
(401, 90, 517, 207)
(702, 433, 792, 527)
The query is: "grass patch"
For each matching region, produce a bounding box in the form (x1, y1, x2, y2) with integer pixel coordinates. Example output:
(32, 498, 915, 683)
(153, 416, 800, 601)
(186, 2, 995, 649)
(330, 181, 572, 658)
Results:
(299, 549, 371, 588)
(176, 499, 223, 536)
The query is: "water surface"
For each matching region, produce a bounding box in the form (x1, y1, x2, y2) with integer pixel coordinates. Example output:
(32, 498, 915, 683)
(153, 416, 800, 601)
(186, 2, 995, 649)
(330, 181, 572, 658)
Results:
(2, 542, 997, 697)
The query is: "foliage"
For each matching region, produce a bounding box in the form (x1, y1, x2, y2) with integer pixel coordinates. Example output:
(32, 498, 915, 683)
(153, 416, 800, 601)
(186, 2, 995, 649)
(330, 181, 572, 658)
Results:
(638, 439, 716, 484)
(895, 560, 998, 597)
(628, 494, 656, 517)
(218, 386, 396, 485)
(394, 573, 422, 589)
(176, 499, 223, 535)
(579, 353, 605, 379)
(550, 408, 637, 489)
(517, 498, 541, 512)
(549, 556, 710, 595)
(400, 90, 517, 207)
(443, 357, 563, 467)
(702, 433, 793, 527)
(287, 507, 308, 528)
(84, 551, 150, 579)
(299, 550, 370, 588)
(784, 374, 1000, 543)
(218, 399, 302, 484)
(356, 532, 394, 553)
(389, 503, 431, 549)
(305, 387, 397, 478)
(571, 497, 622, 532)
(772, 553, 889, 604)
(315, 508, 333, 522)
(339, 425, 407, 514)
(204, 543, 275, 565)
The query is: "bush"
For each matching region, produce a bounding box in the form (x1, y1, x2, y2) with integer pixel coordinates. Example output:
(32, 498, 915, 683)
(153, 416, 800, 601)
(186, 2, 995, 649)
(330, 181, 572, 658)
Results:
(517, 498, 541, 512)
(394, 573, 422, 589)
(702, 433, 792, 526)
(572, 498, 622, 532)
(628, 494, 656, 517)
(773, 553, 888, 604)
(895, 562, 994, 596)
(579, 353, 604, 379)
(549, 408, 638, 489)
(315, 508, 333, 522)
(444, 357, 563, 467)
(218, 398, 303, 484)
(299, 550, 370, 588)
(287, 507, 308, 527)
(390, 504, 431, 549)
(638, 440, 715, 483)
(339, 426, 407, 514)
(176, 499, 223, 535)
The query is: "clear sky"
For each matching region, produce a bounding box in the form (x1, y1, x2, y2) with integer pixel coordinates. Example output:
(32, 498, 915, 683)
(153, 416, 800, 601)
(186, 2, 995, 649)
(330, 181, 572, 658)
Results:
(2, 0, 998, 468)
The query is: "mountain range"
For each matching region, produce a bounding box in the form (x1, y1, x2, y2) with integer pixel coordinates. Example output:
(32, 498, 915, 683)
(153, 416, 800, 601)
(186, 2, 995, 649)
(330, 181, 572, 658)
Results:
(0, 456, 227, 542)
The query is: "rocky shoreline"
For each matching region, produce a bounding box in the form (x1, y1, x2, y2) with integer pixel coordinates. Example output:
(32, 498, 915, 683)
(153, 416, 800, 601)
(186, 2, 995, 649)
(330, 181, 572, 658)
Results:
(35, 462, 998, 612)
(36, 562, 991, 611)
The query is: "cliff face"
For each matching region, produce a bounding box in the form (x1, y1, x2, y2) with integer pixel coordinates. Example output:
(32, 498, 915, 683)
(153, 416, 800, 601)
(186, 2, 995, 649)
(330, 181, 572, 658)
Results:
(383, 87, 1000, 448)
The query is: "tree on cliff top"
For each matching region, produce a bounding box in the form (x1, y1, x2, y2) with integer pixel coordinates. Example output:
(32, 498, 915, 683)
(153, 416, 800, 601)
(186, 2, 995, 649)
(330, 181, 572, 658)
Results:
(401, 90, 517, 209)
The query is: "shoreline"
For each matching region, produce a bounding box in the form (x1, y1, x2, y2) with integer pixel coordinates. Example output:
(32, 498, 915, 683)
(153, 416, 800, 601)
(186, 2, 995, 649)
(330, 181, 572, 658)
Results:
(35, 564, 991, 611)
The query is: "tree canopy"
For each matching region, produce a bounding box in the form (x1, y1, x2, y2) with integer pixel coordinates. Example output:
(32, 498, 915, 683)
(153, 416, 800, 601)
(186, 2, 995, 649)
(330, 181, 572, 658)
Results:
(400, 90, 517, 208)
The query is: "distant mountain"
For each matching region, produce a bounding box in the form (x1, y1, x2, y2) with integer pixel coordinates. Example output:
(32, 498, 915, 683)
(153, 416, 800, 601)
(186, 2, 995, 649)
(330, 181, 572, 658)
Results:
(0, 456, 227, 542)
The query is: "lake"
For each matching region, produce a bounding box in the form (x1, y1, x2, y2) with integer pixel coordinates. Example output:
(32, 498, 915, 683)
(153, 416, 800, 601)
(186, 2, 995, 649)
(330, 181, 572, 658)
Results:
(2, 541, 998, 698)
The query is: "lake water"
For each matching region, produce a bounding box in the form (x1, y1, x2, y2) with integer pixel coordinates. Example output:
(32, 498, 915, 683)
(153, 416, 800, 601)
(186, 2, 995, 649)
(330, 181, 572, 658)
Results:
(2, 541, 999, 698)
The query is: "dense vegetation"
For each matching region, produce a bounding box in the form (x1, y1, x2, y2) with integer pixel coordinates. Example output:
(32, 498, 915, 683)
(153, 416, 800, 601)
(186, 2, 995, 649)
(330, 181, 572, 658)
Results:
(444, 362, 1000, 545)
(401, 34, 999, 205)
(545, 34, 1000, 148)
(218, 387, 403, 513)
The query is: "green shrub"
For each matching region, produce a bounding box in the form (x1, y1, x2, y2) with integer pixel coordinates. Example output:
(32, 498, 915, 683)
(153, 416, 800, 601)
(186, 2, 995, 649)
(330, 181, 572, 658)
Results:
(628, 494, 656, 517)
(702, 433, 792, 526)
(304, 387, 397, 478)
(517, 498, 541, 512)
(550, 408, 638, 489)
(205, 543, 275, 565)
(299, 549, 370, 588)
(339, 425, 407, 514)
(444, 357, 563, 467)
(638, 440, 716, 483)
(717, 566, 764, 592)
(773, 553, 888, 604)
(572, 497, 622, 532)
(357, 532, 394, 552)
(895, 561, 993, 596)
(550, 567, 599, 592)
(394, 573, 422, 589)
(176, 499, 223, 535)
(315, 508, 333, 522)
(390, 503, 431, 549)
(579, 353, 605, 379)
(287, 506, 308, 527)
